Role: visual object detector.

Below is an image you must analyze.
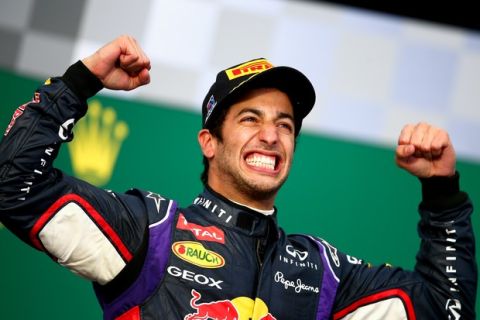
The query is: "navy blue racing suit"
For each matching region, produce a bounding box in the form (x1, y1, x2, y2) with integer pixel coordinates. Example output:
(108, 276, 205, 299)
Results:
(0, 61, 477, 319)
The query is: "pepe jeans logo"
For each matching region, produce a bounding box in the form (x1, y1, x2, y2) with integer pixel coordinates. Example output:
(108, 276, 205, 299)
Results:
(274, 271, 319, 294)
(172, 241, 225, 268)
(67, 100, 128, 186)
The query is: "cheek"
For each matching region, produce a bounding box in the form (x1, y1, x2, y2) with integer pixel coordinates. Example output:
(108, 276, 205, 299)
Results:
(283, 137, 295, 155)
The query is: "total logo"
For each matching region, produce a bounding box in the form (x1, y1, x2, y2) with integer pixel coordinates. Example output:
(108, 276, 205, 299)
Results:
(172, 241, 225, 268)
(167, 266, 223, 289)
(177, 213, 225, 244)
(184, 289, 276, 320)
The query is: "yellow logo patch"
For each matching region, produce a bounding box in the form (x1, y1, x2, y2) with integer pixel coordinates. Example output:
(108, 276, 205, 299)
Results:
(172, 241, 225, 268)
(225, 59, 273, 80)
(68, 100, 128, 186)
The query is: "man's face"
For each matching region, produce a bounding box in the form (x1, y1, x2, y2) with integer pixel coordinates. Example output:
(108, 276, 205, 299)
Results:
(207, 88, 296, 206)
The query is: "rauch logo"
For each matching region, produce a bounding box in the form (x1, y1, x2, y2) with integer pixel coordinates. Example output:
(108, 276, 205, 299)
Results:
(172, 241, 225, 268)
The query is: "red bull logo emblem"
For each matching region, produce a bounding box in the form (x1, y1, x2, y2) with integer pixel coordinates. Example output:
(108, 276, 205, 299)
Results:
(225, 59, 273, 80)
(184, 289, 276, 320)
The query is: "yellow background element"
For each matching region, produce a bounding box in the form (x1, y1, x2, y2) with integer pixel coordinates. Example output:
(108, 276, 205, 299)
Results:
(68, 100, 128, 186)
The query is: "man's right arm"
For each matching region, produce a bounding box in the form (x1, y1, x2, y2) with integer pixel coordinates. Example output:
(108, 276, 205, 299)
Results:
(0, 36, 152, 285)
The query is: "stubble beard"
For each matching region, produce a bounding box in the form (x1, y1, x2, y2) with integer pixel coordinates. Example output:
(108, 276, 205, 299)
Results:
(216, 150, 290, 203)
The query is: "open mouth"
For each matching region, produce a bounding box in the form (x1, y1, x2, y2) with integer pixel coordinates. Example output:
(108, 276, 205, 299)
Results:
(245, 152, 280, 172)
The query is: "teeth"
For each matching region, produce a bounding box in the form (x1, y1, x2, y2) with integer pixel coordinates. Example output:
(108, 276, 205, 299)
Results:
(246, 153, 276, 170)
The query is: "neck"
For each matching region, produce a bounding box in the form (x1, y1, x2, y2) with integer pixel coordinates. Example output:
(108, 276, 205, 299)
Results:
(207, 183, 276, 211)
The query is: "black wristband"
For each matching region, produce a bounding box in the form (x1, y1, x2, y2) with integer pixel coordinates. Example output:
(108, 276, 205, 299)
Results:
(62, 60, 104, 101)
(419, 172, 467, 210)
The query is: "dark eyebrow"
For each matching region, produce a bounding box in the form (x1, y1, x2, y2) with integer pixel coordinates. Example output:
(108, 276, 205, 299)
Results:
(277, 112, 294, 123)
(236, 107, 263, 118)
(236, 108, 294, 123)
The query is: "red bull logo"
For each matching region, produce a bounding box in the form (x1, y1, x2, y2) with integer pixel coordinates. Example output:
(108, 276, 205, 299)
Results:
(184, 289, 276, 320)
(225, 59, 273, 80)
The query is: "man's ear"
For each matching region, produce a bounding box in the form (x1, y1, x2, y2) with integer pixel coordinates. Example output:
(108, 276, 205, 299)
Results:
(198, 129, 216, 159)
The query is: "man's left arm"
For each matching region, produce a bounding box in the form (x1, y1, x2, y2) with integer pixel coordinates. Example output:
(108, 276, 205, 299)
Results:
(396, 122, 477, 317)
(329, 123, 477, 319)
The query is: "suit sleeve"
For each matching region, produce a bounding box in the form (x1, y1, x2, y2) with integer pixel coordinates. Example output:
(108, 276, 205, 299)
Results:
(0, 61, 149, 285)
(325, 173, 477, 319)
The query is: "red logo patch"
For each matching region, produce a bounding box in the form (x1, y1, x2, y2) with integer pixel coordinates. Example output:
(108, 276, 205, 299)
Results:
(4, 93, 40, 136)
(4, 104, 26, 136)
(177, 214, 225, 244)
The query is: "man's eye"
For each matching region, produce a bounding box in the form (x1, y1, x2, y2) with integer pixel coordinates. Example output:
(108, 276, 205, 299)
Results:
(278, 122, 293, 132)
(241, 117, 257, 123)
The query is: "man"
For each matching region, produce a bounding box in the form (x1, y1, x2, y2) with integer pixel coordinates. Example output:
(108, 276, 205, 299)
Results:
(0, 35, 476, 319)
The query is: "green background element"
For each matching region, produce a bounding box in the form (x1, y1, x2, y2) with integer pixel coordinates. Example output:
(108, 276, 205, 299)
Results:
(0, 68, 478, 319)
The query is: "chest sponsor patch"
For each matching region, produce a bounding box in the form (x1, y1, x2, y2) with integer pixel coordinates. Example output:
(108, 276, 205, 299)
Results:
(177, 213, 225, 244)
(167, 265, 223, 289)
(184, 289, 276, 320)
(172, 241, 225, 268)
(274, 271, 319, 294)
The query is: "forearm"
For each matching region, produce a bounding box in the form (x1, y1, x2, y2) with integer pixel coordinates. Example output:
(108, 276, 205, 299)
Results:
(415, 173, 477, 317)
(0, 61, 103, 241)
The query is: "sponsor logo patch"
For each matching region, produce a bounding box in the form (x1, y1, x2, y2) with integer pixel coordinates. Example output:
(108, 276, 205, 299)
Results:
(184, 289, 276, 320)
(274, 271, 319, 294)
(225, 58, 273, 80)
(167, 265, 223, 289)
(172, 241, 225, 268)
(286, 244, 308, 261)
(446, 299, 461, 320)
(4, 105, 26, 136)
(177, 213, 225, 244)
(205, 95, 217, 123)
(279, 244, 318, 270)
(4, 93, 40, 137)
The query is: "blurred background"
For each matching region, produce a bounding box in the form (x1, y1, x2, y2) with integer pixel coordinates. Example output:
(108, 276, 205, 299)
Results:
(0, 0, 479, 318)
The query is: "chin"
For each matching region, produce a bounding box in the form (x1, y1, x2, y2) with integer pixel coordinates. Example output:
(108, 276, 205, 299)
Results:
(243, 177, 285, 197)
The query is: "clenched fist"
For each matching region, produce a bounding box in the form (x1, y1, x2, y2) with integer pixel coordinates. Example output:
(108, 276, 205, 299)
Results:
(396, 122, 456, 178)
(82, 35, 151, 91)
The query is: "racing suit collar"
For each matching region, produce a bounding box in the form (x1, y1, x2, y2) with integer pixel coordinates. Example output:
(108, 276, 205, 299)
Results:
(191, 186, 278, 237)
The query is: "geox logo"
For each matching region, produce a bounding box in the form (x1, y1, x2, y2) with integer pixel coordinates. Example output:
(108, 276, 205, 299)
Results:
(225, 58, 273, 80)
(67, 100, 128, 186)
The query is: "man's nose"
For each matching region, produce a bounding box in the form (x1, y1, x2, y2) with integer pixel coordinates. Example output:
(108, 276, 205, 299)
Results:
(258, 123, 279, 145)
